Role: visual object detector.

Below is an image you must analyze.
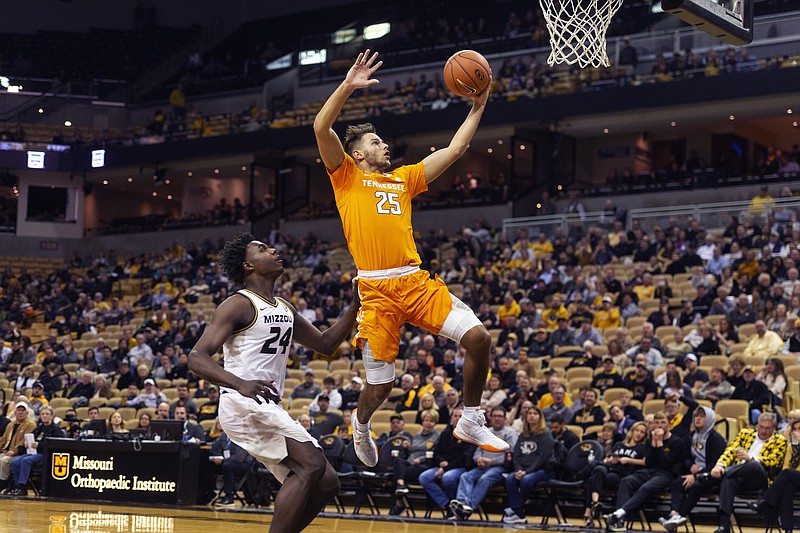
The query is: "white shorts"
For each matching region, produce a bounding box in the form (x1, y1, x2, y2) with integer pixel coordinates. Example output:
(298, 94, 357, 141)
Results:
(219, 391, 320, 483)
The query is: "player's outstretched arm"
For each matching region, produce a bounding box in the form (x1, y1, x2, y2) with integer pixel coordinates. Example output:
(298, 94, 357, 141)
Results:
(421, 80, 491, 184)
(313, 49, 383, 171)
(188, 296, 279, 404)
(288, 280, 360, 356)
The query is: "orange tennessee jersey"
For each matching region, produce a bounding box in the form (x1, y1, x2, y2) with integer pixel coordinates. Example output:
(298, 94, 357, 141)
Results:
(329, 154, 427, 271)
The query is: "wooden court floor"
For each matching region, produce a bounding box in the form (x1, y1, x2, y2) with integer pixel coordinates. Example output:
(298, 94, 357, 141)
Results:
(0, 498, 516, 533)
(0, 498, 765, 533)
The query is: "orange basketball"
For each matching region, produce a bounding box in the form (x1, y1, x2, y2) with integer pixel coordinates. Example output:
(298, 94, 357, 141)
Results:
(443, 50, 492, 98)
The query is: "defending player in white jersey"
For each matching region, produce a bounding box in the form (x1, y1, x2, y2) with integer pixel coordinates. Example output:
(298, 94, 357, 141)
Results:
(189, 232, 359, 533)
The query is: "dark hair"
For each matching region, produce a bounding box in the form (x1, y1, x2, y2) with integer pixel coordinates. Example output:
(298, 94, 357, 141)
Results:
(219, 232, 254, 285)
(665, 369, 682, 388)
(343, 123, 376, 156)
(767, 357, 787, 381)
(550, 414, 565, 424)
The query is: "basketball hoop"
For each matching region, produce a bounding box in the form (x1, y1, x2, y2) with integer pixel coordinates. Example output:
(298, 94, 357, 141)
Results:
(539, 0, 623, 68)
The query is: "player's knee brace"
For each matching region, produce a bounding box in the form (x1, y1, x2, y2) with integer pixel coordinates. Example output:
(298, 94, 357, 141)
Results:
(439, 293, 482, 343)
(361, 342, 396, 385)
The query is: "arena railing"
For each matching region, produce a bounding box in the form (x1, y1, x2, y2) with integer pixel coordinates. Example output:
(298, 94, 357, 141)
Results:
(628, 196, 800, 234)
(502, 196, 800, 239)
(502, 211, 618, 241)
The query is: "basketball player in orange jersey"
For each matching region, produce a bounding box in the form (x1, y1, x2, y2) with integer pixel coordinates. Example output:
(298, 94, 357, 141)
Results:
(189, 233, 360, 533)
(313, 49, 508, 467)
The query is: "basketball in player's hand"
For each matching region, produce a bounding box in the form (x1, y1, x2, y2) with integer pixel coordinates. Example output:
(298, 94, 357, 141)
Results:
(443, 50, 492, 98)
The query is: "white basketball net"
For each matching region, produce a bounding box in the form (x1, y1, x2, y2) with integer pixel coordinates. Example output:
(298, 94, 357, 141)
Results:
(539, 0, 623, 68)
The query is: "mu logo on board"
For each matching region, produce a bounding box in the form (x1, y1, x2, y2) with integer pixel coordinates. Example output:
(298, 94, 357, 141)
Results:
(52, 453, 70, 480)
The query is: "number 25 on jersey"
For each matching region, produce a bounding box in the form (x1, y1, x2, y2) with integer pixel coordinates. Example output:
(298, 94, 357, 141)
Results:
(375, 191, 402, 215)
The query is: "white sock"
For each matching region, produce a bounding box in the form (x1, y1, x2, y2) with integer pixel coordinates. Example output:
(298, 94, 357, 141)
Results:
(354, 417, 369, 434)
(462, 406, 479, 420)
(613, 509, 626, 519)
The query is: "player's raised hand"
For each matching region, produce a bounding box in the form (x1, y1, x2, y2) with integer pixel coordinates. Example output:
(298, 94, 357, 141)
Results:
(473, 74, 492, 106)
(345, 49, 383, 89)
(238, 379, 280, 404)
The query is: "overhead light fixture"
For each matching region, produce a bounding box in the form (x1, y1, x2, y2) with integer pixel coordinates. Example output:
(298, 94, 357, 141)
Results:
(299, 49, 326, 65)
(332, 28, 357, 44)
(363, 22, 390, 40)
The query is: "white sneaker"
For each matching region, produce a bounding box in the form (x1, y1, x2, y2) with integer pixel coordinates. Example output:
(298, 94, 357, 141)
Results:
(351, 409, 378, 467)
(660, 514, 687, 531)
(453, 411, 510, 452)
(502, 513, 527, 524)
(449, 499, 473, 519)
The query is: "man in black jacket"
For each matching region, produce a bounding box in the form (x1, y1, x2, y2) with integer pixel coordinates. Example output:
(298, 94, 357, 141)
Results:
(210, 431, 254, 506)
(730, 365, 772, 424)
(659, 405, 727, 530)
(604, 412, 688, 532)
(550, 414, 580, 451)
(418, 408, 475, 519)
(339, 376, 363, 411)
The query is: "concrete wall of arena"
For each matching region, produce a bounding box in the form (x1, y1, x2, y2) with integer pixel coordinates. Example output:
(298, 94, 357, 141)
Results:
(279, 203, 513, 243)
(1, 224, 247, 259)
(15, 171, 85, 239)
(1, 200, 511, 259)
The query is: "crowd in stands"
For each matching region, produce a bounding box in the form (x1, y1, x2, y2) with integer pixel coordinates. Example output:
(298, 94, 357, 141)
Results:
(4, 192, 800, 525)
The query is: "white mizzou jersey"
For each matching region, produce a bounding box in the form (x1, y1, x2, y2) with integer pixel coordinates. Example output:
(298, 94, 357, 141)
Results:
(222, 289, 294, 397)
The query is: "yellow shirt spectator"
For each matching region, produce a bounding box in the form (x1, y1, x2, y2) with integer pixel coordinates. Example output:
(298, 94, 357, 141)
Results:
(633, 284, 655, 301)
(542, 305, 570, 329)
(743, 326, 784, 359)
(498, 296, 521, 324)
(749, 187, 774, 215)
(531, 238, 554, 258)
(538, 391, 574, 410)
(737, 258, 759, 282)
(593, 297, 621, 329)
